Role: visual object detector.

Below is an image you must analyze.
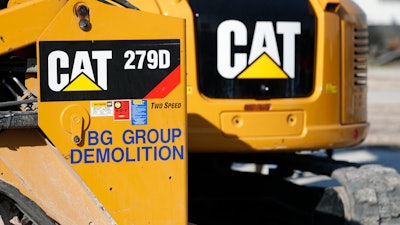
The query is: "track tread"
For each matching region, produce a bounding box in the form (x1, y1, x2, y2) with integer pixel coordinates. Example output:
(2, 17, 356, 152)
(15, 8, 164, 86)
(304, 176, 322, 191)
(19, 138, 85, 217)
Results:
(332, 164, 400, 225)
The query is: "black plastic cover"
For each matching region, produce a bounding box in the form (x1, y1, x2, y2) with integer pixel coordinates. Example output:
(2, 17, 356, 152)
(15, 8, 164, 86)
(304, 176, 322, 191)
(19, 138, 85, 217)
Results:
(189, 0, 316, 99)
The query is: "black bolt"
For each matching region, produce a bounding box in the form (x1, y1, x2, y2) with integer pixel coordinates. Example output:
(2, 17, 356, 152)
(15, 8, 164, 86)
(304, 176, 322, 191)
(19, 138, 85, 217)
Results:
(79, 19, 91, 32)
(77, 5, 89, 17)
(73, 136, 81, 143)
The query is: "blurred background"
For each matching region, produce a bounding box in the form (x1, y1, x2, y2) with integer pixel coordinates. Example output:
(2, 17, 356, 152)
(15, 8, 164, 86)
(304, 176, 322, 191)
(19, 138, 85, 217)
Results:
(353, 0, 400, 65)
(352, 0, 400, 147)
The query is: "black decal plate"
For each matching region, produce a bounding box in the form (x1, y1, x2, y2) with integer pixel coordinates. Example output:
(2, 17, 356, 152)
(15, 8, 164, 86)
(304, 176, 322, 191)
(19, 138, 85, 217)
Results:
(39, 40, 180, 101)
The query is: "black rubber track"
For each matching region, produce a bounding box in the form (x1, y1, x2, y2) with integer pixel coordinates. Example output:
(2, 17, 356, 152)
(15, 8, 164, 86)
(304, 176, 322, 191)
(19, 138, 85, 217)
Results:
(332, 165, 400, 225)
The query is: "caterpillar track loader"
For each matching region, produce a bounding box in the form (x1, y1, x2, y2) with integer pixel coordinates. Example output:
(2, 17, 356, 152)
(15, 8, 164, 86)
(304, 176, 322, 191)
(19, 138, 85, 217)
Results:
(0, 0, 187, 224)
(1, 0, 400, 224)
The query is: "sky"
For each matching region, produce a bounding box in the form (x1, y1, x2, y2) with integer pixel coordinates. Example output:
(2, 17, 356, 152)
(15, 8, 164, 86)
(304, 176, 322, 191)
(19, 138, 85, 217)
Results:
(352, 0, 400, 25)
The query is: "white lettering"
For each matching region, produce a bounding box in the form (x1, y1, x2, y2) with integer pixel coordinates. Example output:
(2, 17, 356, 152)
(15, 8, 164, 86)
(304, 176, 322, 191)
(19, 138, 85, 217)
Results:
(47, 50, 112, 91)
(48, 50, 69, 91)
(158, 49, 170, 69)
(217, 20, 301, 79)
(71, 51, 95, 82)
(248, 21, 280, 66)
(277, 21, 301, 79)
(217, 20, 247, 79)
(123, 49, 171, 70)
(92, 51, 112, 90)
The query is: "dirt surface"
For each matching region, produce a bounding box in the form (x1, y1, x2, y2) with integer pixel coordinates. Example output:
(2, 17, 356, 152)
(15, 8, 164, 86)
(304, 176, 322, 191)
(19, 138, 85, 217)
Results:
(362, 64, 400, 147)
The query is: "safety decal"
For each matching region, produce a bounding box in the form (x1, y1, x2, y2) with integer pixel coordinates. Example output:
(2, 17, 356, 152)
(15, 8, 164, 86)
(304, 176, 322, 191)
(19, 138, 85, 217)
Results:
(39, 40, 180, 101)
(114, 100, 131, 121)
(90, 101, 113, 117)
(131, 100, 148, 125)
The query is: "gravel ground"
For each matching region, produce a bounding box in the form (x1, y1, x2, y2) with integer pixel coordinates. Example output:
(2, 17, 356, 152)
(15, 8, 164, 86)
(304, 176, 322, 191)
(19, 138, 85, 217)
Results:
(362, 64, 400, 147)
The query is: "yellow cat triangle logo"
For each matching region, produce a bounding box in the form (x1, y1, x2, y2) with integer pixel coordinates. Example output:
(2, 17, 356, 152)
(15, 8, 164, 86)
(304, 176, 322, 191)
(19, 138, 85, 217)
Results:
(237, 53, 288, 79)
(63, 73, 102, 91)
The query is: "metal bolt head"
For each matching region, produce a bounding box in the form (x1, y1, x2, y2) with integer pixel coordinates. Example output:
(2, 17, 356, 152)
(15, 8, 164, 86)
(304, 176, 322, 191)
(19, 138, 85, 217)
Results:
(73, 136, 81, 144)
(76, 5, 89, 17)
(79, 19, 91, 32)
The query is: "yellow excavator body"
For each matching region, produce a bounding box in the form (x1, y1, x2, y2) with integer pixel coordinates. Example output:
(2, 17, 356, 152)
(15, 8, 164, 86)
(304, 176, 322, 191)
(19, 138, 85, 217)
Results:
(183, 0, 369, 152)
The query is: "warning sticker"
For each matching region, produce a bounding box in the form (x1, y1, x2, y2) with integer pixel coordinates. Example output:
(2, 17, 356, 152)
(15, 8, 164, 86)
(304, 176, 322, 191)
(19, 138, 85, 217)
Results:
(131, 100, 148, 125)
(91, 101, 113, 117)
(114, 100, 131, 121)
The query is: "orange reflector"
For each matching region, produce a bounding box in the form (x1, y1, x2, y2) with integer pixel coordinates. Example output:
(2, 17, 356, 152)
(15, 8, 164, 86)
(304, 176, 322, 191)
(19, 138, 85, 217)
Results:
(353, 128, 359, 140)
(244, 104, 271, 111)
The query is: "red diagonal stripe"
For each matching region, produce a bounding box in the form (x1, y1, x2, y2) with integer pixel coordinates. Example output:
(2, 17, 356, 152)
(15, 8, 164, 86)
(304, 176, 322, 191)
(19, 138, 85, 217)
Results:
(145, 65, 181, 99)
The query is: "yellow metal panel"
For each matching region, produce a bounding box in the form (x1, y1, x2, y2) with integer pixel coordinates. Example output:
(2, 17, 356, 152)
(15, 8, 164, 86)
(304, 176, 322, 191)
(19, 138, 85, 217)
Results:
(0, 0, 67, 55)
(315, 0, 340, 11)
(186, 0, 368, 152)
(125, 0, 161, 13)
(340, 0, 368, 124)
(37, 0, 187, 224)
(220, 111, 304, 137)
(0, 129, 116, 224)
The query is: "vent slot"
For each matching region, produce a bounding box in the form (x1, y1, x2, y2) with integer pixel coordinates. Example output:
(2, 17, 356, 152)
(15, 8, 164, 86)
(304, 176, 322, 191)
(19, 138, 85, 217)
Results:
(325, 3, 340, 13)
(341, 11, 368, 124)
(353, 27, 368, 86)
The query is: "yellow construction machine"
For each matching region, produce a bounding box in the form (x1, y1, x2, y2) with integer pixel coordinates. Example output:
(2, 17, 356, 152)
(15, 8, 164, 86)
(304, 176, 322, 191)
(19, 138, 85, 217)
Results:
(184, 0, 400, 225)
(1, 0, 400, 224)
(0, 0, 187, 224)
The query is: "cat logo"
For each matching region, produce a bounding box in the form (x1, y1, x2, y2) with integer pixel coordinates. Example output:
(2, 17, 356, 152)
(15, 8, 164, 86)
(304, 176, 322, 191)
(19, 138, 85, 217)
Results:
(217, 20, 301, 79)
(40, 40, 180, 102)
(47, 50, 112, 92)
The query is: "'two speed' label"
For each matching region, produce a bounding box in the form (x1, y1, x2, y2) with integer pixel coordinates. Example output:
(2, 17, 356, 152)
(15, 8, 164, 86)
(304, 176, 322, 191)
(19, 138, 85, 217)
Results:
(39, 40, 180, 101)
